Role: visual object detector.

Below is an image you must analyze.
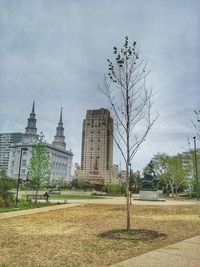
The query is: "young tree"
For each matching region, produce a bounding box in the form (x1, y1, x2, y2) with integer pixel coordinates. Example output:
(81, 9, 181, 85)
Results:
(168, 155, 188, 196)
(150, 153, 189, 196)
(29, 134, 50, 203)
(181, 150, 194, 197)
(100, 37, 158, 233)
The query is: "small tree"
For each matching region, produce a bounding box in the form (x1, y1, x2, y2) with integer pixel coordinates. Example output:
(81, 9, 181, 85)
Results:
(100, 37, 158, 233)
(149, 153, 189, 197)
(104, 184, 122, 196)
(29, 134, 50, 203)
(131, 171, 141, 193)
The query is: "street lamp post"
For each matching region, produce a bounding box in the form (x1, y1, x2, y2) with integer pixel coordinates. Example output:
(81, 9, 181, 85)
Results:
(193, 137, 199, 200)
(15, 147, 28, 207)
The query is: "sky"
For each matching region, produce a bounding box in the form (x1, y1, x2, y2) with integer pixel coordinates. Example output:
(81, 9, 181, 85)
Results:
(0, 0, 200, 172)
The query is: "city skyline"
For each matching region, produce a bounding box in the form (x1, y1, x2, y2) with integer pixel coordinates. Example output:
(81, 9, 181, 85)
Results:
(0, 0, 199, 172)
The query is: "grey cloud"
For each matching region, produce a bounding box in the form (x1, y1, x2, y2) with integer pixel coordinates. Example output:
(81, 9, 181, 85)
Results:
(0, 0, 200, 171)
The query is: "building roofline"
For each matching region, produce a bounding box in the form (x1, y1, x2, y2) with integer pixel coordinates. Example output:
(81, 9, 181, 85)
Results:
(10, 142, 73, 156)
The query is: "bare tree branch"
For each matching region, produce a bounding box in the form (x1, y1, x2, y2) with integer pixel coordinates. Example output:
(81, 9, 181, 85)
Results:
(100, 37, 158, 233)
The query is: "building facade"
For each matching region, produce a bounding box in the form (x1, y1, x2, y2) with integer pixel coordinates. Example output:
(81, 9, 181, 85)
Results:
(80, 108, 114, 184)
(0, 132, 23, 171)
(7, 102, 73, 181)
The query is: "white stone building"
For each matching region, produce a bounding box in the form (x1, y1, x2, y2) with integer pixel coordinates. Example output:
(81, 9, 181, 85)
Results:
(7, 102, 73, 181)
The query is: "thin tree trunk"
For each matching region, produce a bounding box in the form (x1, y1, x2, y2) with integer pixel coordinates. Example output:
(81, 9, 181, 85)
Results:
(170, 183, 174, 197)
(175, 186, 178, 197)
(126, 58, 131, 234)
(126, 162, 130, 233)
(35, 185, 39, 204)
(166, 185, 169, 196)
(189, 185, 192, 198)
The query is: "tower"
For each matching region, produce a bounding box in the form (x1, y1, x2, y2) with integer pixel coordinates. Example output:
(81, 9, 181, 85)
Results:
(23, 101, 38, 144)
(81, 108, 113, 182)
(52, 108, 66, 150)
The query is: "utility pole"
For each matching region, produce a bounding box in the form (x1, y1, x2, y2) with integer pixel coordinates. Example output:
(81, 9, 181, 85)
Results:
(193, 137, 199, 200)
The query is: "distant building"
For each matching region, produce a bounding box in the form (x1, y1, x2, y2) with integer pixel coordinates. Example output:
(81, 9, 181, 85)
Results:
(0, 132, 23, 171)
(79, 108, 117, 184)
(50, 108, 73, 180)
(7, 102, 73, 181)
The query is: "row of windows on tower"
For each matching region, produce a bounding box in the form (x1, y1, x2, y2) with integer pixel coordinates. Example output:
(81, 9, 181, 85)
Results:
(87, 122, 106, 127)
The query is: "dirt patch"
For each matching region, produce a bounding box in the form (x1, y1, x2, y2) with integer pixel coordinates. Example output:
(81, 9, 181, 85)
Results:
(0, 204, 200, 267)
(99, 229, 167, 242)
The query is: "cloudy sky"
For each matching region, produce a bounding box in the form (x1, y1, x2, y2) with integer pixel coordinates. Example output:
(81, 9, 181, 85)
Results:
(0, 0, 199, 172)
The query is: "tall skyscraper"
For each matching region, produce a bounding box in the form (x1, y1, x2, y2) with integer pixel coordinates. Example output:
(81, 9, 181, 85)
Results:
(80, 108, 113, 183)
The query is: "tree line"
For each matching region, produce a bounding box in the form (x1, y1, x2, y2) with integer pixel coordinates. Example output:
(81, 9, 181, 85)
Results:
(144, 150, 200, 197)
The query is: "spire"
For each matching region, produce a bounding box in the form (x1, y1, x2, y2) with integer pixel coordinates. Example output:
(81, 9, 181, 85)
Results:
(59, 107, 63, 123)
(52, 108, 66, 150)
(31, 101, 35, 114)
(23, 101, 37, 144)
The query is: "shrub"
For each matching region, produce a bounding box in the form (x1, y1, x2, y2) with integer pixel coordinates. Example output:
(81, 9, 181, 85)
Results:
(0, 170, 15, 207)
(18, 196, 31, 209)
(0, 196, 5, 208)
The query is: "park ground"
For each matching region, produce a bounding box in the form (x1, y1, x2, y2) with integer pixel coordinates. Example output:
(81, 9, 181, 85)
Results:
(0, 197, 200, 267)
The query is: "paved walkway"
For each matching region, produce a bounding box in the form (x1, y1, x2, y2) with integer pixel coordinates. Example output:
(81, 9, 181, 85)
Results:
(67, 196, 200, 206)
(0, 203, 81, 220)
(110, 235, 200, 267)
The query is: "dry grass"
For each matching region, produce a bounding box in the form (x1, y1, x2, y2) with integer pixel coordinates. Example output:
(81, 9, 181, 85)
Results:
(0, 204, 200, 267)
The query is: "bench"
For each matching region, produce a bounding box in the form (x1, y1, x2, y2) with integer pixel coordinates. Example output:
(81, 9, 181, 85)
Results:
(26, 194, 49, 202)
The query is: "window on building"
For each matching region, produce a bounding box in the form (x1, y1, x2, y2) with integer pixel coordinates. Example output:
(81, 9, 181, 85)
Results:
(22, 160, 26, 167)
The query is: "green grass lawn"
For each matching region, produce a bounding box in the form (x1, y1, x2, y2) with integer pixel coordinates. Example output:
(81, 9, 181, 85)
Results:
(49, 194, 105, 200)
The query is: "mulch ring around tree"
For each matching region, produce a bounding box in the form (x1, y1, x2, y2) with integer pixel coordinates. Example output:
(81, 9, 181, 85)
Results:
(98, 228, 167, 242)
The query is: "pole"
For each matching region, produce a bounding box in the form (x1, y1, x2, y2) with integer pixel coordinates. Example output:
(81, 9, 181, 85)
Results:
(129, 163, 132, 204)
(15, 147, 28, 207)
(193, 137, 199, 200)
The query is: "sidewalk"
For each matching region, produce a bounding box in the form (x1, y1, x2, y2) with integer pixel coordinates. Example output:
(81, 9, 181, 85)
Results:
(0, 203, 81, 220)
(67, 197, 200, 206)
(110, 235, 200, 267)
